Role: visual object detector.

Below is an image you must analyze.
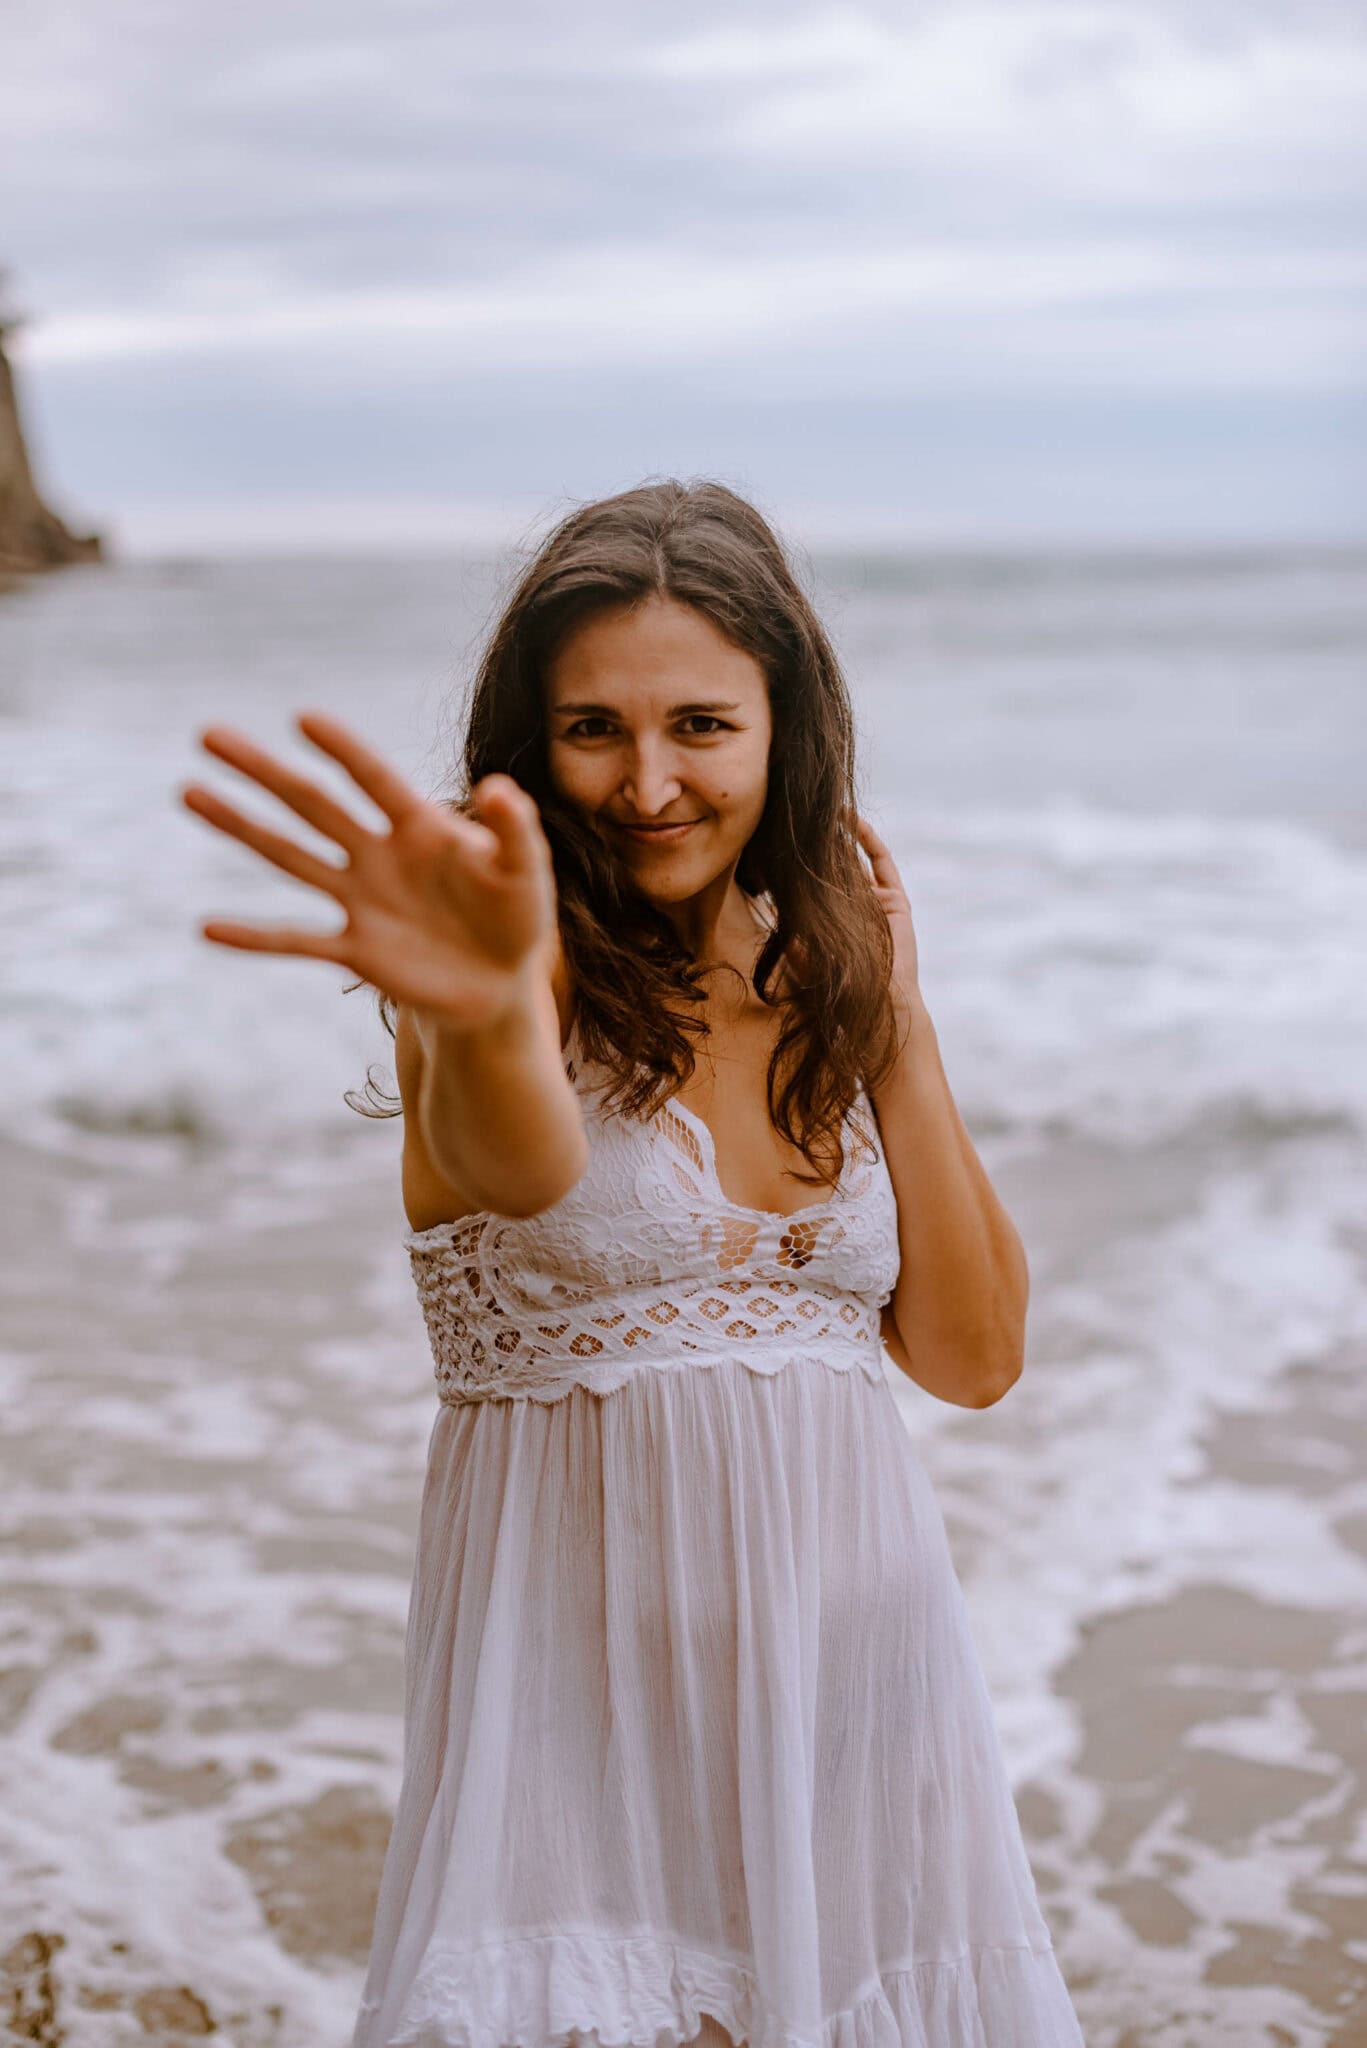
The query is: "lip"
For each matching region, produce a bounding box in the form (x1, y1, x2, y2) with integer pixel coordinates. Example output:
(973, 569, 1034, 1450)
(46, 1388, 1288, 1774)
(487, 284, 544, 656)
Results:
(612, 819, 702, 844)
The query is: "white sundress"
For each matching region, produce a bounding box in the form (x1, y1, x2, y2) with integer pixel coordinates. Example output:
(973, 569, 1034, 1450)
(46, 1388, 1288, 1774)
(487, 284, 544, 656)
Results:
(351, 1015, 1085, 2048)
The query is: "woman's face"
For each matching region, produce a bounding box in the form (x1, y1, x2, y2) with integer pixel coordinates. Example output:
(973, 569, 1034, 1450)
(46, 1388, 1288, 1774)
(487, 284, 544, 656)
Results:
(544, 593, 772, 906)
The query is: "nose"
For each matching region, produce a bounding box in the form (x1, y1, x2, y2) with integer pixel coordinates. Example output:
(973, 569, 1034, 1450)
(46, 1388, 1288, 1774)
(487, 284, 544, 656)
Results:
(621, 740, 685, 819)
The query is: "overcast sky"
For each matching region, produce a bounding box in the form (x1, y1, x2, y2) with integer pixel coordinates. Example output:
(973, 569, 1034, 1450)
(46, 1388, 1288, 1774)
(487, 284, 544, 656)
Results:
(4, 0, 1365, 551)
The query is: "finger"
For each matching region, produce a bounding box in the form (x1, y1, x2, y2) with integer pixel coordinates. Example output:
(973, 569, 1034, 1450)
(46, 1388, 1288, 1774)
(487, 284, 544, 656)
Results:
(470, 775, 546, 874)
(198, 725, 372, 855)
(855, 815, 901, 887)
(199, 917, 351, 962)
(294, 710, 424, 829)
(181, 784, 348, 897)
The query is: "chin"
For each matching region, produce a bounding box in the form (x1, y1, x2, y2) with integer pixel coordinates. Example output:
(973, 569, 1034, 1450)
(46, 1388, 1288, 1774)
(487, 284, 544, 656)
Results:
(630, 869, 701, 902)
(639, 864, 734, 905)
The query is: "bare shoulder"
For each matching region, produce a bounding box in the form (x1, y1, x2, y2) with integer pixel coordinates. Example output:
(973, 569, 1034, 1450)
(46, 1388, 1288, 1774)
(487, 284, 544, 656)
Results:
(395, 924, 576, 1234)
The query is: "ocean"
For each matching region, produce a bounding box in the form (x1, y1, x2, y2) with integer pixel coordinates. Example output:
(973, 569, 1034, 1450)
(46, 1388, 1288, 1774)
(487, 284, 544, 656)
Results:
(2, 545, 1365, 2045)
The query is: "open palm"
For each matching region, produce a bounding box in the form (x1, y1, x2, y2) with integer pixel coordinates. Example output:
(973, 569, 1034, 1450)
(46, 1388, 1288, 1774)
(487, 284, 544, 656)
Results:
(181, 711, 557, 1030)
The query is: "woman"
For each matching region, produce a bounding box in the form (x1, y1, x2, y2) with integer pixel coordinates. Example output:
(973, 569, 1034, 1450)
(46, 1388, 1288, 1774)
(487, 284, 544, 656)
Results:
(183, 481, 1084, 2047)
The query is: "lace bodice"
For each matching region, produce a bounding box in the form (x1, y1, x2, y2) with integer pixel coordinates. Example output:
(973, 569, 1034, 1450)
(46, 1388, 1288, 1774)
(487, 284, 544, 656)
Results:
(406, 1021, 901, 1405)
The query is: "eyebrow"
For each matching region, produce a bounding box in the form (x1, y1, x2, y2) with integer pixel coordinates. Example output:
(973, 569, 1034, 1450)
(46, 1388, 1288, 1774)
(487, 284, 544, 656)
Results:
(551, 700, 743, 719)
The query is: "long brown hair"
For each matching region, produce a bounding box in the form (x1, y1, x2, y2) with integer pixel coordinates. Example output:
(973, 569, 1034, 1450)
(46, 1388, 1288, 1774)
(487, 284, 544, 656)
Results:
(347, 478, 902, 1191)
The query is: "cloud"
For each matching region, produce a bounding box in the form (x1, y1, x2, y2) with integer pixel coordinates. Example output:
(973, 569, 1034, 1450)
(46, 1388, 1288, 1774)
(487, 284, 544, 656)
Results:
(3, 0, 1363, 541)
(646, 6, 1367, 207)
(22, 236, 1365, 402)
(8, 4, 1364, 321)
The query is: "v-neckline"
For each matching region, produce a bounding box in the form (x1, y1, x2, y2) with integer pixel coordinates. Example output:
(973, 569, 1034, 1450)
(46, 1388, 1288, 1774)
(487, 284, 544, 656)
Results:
(660, 888, 842, 1224)
(568, 890, 853, 1225)
(658, 1086, 852, 1226)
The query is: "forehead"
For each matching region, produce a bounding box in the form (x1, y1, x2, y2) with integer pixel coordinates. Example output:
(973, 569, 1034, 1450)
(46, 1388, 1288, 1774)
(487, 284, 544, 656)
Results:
(545, 594, 768, 711)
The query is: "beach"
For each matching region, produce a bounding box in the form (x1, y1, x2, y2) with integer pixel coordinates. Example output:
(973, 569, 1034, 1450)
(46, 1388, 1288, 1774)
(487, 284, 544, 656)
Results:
(3, 548, 1365, 2045)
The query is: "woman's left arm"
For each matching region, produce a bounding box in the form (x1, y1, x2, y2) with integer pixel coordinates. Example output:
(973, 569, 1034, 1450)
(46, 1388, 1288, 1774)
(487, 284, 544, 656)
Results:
(855, 815, 1029, 1410)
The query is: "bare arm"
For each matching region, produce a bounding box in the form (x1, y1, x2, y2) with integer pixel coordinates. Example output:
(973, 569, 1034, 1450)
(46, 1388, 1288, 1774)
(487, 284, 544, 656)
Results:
(855, 814, 1027, 1410)
(871, 995, 1028, 1408)
(399, 929, 586, 1225)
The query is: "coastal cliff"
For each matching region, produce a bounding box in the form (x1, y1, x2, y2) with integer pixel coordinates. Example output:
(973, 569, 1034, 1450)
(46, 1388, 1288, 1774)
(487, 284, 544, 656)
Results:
(0, 297, 103, 579)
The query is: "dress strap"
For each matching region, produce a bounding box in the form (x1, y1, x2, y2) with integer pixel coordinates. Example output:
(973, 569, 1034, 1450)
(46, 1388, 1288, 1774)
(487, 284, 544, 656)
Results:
(563, 1004, 588, 1083)
(745, 887, 777, 937)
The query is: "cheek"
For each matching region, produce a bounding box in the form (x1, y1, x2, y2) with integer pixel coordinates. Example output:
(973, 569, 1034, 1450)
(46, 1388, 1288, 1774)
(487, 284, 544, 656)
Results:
(547, 746, 603, 803)
(719, 742, 769, 820)
(713, 733, 768, 807)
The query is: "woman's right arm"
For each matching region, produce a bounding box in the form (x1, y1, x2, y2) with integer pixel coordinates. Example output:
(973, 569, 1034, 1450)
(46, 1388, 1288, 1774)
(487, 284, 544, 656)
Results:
(398, 925, 584, 1224)
(181, 710, 586, 1224)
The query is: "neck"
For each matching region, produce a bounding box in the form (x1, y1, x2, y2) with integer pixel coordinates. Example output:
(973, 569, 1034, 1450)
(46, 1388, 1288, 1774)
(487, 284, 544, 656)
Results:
(659, 875, 772, 990)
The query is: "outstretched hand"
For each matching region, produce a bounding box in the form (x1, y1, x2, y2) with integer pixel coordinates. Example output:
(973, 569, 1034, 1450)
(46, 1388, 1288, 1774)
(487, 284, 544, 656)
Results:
(852, 811, 922, 1013)
(180, 711, 557, 1029)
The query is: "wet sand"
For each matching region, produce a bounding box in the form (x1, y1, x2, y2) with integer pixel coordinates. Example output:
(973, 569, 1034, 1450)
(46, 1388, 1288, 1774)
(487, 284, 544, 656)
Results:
(3, 1126, 1366, 2047)
(1030, 1340, 1367, 2044)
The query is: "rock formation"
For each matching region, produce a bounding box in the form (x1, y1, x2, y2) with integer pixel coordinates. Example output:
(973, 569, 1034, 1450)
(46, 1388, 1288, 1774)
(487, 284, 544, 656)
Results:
(0, 275, 104, 579)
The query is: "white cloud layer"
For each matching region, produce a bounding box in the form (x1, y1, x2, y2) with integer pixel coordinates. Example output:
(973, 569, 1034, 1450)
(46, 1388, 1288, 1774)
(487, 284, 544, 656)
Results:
(648, 5, 1367, 214)
(2, 0, 1363, 541)
(23, 238, 1366, 398)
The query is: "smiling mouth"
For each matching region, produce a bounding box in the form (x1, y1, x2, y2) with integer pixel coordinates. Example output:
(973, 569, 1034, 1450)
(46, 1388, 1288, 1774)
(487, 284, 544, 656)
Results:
(612, 819, 703, 837)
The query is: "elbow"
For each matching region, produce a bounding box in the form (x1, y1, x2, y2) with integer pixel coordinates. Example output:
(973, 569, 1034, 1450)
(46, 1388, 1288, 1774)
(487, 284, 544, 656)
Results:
(969, 1310, 1027, 1408)
(882, 1227, 1029, 1408)
(973, 1233, 1028, 1405)
(967, 1353, 1023, 1407)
